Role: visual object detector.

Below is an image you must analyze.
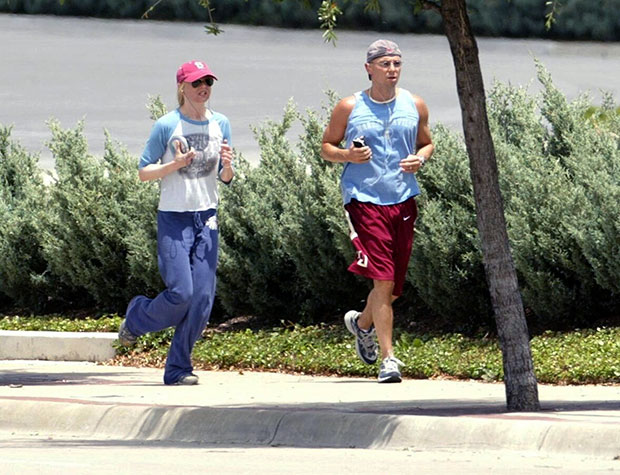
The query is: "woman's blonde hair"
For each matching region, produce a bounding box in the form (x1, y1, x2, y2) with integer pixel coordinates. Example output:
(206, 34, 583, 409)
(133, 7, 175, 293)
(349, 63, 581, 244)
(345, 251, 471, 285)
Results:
(177, 83, 185, 106)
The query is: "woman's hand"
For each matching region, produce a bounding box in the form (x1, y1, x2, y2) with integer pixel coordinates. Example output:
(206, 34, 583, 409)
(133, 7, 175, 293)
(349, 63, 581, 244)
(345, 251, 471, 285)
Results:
(220, 139, 234, 182)
(172, 140, 196, 169)
(220, 139, 233, 169)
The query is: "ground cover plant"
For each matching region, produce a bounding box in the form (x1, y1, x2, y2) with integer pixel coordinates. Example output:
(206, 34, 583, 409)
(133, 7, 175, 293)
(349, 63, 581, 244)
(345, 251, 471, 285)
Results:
(1, 314, 618, 385)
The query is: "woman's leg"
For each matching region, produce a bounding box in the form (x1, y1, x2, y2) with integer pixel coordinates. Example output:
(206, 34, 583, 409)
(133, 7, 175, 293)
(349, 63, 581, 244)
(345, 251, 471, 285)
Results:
(125, 212, 194, 337)
(164, 212, 219, 385)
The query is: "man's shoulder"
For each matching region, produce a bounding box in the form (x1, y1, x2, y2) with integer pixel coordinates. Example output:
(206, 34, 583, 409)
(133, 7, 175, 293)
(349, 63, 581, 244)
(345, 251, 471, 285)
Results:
(340, 94, 358, 105)
(400, 88, 426, 107)
(335, 94, 359, 113)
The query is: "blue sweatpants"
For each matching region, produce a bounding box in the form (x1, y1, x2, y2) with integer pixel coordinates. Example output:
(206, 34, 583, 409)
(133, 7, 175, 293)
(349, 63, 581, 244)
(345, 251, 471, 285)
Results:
(125, 209, 218, 385)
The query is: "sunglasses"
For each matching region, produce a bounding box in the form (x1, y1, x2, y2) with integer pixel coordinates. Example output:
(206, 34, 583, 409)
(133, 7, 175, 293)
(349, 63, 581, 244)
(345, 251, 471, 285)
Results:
(191, 77, 214, 88)
(373, 60, 402, 68)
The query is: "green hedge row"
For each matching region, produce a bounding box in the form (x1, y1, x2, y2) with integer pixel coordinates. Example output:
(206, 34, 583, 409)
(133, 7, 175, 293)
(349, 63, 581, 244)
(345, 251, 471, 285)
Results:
(2, 0, 620, 42)
(0, 122, 162, 312)
(1, 66, 619, 331)
(414, 64, 620, 331)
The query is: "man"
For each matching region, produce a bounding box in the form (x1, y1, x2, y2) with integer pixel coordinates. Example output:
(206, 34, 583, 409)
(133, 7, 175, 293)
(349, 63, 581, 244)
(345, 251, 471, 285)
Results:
(321, 39, 434, 383)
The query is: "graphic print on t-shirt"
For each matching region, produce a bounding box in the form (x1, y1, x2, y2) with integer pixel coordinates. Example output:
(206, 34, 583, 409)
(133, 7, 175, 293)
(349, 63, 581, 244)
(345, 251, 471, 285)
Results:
(176, 132, 219, 179)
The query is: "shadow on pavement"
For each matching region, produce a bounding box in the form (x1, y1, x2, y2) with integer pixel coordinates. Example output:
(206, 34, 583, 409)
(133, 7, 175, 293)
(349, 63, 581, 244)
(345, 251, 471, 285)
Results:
(0, 369, 160, 386)
(208, 399, 620, 417)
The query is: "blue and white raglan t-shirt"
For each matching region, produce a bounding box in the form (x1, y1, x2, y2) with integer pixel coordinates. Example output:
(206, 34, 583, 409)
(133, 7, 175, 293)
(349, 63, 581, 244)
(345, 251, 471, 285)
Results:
(139, 109, 232, 212)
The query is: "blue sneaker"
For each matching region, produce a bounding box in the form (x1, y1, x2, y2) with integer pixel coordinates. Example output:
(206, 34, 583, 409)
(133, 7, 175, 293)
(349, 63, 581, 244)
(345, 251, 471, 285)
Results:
(378, 356, 404, 383)
(344, 310, 378, 365)
(117, 319, 137, 347)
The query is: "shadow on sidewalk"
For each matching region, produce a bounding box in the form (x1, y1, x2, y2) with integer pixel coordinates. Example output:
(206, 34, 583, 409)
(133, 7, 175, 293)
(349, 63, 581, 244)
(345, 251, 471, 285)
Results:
(2, 367, 619, 452)
(212, 399, 620, 417)
(0, 369, 160, 386)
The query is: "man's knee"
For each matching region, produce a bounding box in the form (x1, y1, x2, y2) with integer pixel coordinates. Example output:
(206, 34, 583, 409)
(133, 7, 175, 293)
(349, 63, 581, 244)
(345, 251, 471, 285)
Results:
(372, 280, 395, 300)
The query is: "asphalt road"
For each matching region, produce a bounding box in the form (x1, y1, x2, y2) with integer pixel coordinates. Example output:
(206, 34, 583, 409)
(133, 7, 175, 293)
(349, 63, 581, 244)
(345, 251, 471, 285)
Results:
(2, 434, 618, 474)
(2, 14, 620, 168)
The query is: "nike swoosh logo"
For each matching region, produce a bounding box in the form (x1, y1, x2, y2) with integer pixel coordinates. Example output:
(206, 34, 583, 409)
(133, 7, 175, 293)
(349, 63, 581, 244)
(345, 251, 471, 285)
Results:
(403, 216, 411, 221)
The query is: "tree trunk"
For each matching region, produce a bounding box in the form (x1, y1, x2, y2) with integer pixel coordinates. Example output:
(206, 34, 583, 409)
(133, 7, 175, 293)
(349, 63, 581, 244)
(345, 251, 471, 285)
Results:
(439, 0, 540, 411)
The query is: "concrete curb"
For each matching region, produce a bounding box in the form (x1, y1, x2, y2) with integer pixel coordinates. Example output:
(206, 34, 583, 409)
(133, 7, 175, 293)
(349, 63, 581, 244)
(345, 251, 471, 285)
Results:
(2, 398, 619, 457)
(0, 330, 117, 362)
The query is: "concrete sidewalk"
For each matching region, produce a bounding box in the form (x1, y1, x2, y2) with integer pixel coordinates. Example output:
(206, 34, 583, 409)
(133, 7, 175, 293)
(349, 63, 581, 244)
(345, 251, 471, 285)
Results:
(1, 359, 619, 458)
(0, 330, 117, 362)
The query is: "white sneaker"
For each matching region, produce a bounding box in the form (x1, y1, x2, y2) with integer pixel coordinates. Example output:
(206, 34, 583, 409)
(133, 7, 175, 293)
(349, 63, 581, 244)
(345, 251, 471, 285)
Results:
(117, 319, 137, 347)
(174, 373, 199, 385)
(378, 356, 404, 383)
(344, 310, 378, 365)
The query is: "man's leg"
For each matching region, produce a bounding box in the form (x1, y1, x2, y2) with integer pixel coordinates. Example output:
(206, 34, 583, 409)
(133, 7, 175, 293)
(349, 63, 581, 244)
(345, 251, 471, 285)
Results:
(358, 280, 403, 382)
(358, 280, 396, 360)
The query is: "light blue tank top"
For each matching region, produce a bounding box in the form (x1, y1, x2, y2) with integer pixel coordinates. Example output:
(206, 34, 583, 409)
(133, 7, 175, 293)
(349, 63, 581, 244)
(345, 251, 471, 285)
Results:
(341, 89, 421, 205)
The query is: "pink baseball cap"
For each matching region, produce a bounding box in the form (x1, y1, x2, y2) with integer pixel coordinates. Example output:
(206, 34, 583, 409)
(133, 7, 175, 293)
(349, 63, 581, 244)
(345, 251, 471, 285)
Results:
(176, 60, 218, 84)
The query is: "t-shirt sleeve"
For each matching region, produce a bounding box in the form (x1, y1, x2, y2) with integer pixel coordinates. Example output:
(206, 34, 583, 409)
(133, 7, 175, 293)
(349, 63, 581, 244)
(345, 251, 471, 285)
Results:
(139, 120, 170, 169)
(214, 113, 232, 145)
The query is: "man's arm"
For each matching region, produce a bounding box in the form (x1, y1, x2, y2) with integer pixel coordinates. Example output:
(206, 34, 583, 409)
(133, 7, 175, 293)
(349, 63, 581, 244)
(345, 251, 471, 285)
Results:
(321, 96, 371, 164)
(399, 94, 434, 174)
(413, 94, 434, 161)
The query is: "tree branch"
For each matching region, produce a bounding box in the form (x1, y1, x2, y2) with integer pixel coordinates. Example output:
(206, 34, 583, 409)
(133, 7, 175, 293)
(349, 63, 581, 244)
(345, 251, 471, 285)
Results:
(545, 0, 562, 29)
(318, 0, 343, 45)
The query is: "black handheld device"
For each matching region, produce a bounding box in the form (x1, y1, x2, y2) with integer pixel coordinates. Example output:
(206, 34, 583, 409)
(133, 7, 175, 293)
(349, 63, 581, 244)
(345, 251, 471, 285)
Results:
(352, 136, 366, 148)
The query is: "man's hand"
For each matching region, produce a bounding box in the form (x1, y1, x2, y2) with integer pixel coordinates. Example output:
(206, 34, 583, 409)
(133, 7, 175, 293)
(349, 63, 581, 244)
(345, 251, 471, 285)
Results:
(348, 143, 372, 163)
(399, 154, 425, 173)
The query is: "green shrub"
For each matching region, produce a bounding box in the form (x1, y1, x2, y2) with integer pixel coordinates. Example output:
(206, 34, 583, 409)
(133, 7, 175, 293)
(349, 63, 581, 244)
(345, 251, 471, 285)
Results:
(507, 65, 619, 325)
(411, 63, 620, 329)
(1, 65, 619, 331)
(278, 101, 365, 316)
(3, 0, 620, 41)
(36, 120, 161, 311)
(409, 124, 492, 332)
(488, 75, 592, 325)
(0, 125, 70, 309)
(217, 98, 364, 323)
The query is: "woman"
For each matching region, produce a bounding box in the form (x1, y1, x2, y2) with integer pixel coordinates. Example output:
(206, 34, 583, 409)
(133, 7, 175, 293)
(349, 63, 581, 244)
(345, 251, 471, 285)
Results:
(119, 60, 234, 385)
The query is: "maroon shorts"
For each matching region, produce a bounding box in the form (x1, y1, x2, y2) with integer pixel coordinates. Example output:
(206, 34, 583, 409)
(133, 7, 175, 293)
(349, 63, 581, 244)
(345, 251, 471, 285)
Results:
(344, 198, 417, 297)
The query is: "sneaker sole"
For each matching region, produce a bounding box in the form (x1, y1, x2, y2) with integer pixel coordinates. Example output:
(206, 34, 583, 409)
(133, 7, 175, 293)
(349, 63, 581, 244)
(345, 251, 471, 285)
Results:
(378, 373, 402, 383)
